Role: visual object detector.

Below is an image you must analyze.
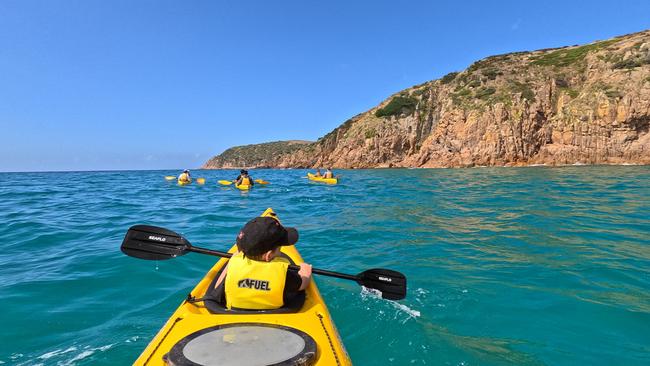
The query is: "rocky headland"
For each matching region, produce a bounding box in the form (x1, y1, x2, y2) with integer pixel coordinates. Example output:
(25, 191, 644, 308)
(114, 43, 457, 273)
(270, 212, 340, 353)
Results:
(203, 30, 650, 169)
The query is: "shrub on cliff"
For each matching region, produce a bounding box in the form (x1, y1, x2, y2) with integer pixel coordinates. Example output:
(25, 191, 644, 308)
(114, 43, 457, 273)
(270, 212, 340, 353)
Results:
(509, 81, 536, 101)
(441, 72, 459, 84)
(475, 87, 496, 100)
(375, 96, 418, 117)
(613, 54, 650, 69)
(530, 40, 615, 67)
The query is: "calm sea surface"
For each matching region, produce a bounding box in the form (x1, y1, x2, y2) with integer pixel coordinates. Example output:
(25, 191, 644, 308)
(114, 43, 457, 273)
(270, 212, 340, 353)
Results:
(0, 167, 649, 365)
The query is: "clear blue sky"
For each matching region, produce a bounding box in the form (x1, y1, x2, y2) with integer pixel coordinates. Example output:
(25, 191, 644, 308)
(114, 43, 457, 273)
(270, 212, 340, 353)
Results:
(1, 0, 648, 172)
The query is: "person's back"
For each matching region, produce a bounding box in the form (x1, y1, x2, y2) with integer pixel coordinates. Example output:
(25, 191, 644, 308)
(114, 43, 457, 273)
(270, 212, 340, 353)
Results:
(215, 216, 311, 310)
(178, 170, 191, 182)
(225, 251, 291, 309)
(323, 168, 333, 179)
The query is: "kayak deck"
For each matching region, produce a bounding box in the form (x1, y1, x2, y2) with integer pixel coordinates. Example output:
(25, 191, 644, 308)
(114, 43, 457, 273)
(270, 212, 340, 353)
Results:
(134, 244, 351, 366)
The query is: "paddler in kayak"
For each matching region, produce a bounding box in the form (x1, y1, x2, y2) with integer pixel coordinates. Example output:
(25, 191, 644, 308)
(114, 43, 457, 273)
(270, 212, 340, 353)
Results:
(313, 168, 322, 177)
(323, 168, 334, 179)
(178, 169, 191, 183)
(234, 169, 254, 187)
(213, 216, 312, 310)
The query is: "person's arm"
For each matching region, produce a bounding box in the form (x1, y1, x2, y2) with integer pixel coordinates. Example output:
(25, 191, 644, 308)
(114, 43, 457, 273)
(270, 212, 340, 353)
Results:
(297, 263, 312, 291)
(250, 178, 254, 186)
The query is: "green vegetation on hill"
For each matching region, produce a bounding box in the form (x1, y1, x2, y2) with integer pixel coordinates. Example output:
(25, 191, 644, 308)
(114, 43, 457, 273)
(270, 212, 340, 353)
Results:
(530, 40, 616, 67)
(206, 140, 311, 167)
(508, 81, 536, 102)
(440, 72, 459, 84)
(375, 96, 418, 117)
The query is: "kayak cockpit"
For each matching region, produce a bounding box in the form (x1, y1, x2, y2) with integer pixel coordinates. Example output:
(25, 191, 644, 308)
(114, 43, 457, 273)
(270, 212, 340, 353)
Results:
(201, 275, 306, 314)
(163, 323, 317, 366)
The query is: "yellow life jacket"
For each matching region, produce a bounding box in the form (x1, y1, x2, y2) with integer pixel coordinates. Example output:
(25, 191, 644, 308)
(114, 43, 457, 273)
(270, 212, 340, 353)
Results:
(225, 252, 289, 310)
(240, 177, 251, 185)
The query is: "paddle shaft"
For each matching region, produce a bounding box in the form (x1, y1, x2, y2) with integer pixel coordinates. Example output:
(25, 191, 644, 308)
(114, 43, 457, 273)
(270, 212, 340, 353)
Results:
(188, 246, 358, 281)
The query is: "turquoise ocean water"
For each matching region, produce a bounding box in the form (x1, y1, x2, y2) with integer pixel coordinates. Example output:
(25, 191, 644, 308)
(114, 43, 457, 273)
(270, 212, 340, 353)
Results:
(0, 167, 649, 365)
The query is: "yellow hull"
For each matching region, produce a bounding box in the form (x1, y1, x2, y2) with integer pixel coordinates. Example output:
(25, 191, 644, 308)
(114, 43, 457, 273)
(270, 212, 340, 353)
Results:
(235, 184, 251, 190)
(177, 180, 191, 185)
(133, 213, 351, 365)
(307, 173, 338, 185)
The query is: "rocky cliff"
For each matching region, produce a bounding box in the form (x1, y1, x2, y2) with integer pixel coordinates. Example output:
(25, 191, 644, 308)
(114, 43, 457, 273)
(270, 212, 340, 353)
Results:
(203, 30, 650, 169)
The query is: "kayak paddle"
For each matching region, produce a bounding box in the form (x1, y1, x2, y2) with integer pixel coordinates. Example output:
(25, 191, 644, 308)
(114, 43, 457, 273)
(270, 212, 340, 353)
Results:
(164, 176, 176, 181)
(121, 225, 407, 300)
(255, 179, 269, 185)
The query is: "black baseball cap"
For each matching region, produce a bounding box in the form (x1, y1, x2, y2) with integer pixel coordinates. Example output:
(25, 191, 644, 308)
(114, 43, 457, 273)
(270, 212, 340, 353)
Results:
(236, 216, 299, 256)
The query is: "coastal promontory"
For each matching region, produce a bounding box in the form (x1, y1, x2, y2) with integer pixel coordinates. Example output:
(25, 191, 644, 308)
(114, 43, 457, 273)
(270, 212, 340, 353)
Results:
(203, 30, 650, 169)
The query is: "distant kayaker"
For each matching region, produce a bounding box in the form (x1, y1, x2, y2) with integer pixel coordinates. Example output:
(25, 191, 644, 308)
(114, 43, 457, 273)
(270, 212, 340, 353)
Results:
(235, 169, 254, 187)
(323, 168, 334, 179)
(314, 169, 322, 177)
(178, 169, 191, 183)
(214, 216, 312, 310)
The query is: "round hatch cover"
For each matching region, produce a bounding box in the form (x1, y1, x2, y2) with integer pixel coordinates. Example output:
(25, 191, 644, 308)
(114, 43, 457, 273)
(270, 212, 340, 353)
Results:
(165, 323, 316, 366)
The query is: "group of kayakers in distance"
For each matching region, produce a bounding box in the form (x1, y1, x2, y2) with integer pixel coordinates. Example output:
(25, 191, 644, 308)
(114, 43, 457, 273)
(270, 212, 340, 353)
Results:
(171, 167, 337, 187)
(176, 169, 254, 186)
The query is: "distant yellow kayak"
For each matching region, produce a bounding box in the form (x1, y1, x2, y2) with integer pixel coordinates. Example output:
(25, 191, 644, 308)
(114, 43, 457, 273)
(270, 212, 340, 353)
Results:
(307, 173, 338, 184)
(178, 179, 191, 185)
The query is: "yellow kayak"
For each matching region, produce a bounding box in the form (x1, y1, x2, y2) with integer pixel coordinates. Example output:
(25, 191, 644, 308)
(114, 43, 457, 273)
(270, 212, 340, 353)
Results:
(235, 183, 251, 190)
(307, 173, 338, 185)
(131, 209, 352, 366)
(122, 209, 406, 365)
(177, 179, 191, 185)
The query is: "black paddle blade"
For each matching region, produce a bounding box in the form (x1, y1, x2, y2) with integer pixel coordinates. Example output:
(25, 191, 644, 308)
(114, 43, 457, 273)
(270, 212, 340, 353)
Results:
(357, 268, 407, 300)
(121, 225, 191, 260)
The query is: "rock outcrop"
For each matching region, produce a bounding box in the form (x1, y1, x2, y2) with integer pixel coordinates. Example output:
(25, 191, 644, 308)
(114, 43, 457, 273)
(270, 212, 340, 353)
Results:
(202, 140, 312, 168)
(203, 30, 650, 169)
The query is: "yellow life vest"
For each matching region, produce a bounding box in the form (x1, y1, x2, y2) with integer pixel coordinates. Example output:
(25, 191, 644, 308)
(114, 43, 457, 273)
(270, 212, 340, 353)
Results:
(225, 252, 289, 310)
(241, 177, 251, 185)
